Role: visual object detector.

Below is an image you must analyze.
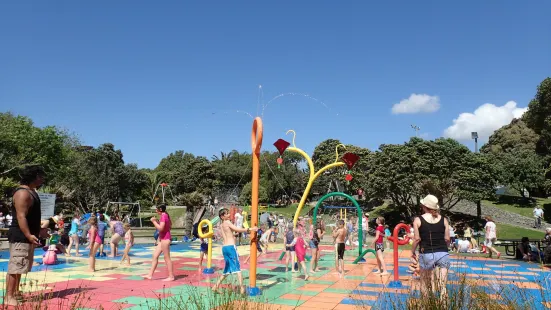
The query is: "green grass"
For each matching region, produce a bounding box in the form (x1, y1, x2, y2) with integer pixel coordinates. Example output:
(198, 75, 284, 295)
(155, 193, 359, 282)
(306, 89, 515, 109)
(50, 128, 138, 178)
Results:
(497, 223, 543, 240)
(484, 196, 551, 219)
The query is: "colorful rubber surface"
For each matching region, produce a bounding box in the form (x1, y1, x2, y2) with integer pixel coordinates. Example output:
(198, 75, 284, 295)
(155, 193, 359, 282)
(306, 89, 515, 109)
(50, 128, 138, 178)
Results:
(0, 243, 550, 309)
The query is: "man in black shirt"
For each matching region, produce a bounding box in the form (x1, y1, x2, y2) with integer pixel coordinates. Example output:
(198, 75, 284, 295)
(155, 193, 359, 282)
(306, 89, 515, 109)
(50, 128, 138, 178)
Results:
(6, 165, 46, 306)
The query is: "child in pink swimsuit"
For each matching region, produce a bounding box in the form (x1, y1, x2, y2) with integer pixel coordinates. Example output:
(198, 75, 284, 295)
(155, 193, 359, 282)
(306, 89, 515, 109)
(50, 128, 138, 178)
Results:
(144, 205, 174, 281)
(87, 217, 101, 272)
(287, 229, 310, 280)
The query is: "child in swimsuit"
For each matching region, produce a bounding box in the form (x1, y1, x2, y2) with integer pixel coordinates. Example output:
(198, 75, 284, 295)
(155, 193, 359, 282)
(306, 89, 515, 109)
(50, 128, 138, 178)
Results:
(120, 223, 134, 266)
(199, 225, 209, 269)
(67, 214, 81, 256)
(287, 229, 309, 280)
(245, 226, 265, 264)
(87, 217, 102, 272)
(96, 214, 108, 257)
(332, 219, 347, 277)
(371, 217, 389, 275)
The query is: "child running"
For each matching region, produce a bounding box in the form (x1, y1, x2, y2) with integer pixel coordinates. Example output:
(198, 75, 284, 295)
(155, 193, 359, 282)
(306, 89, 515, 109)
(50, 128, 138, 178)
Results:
(87, 217, 101, 272)
(213, 208, 258, 295)
(286, 229, 309, 280)
(144, 204, 175, 281)
(120, 223, 134, 266)
(332, 219, 347, 277)
(371, 217, 389, 276)
(199, 225, 209, 270)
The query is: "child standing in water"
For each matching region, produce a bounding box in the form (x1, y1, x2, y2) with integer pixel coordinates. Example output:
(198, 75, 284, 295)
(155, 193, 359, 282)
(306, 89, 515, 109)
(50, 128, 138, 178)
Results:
(213, 208, 258, 295)
(286, 229, 309, 280)
(245, 224, 265, 264)
(87, 217, 101, 272)
(332, 219, 347, 277)
(120, 223, 134, 266)
(198, 225, 209, 270)
(371, 217, 389, 276)
(67, 212, 81, 257)
(283, 223, 296, 272)
(96, 214, 108, 257)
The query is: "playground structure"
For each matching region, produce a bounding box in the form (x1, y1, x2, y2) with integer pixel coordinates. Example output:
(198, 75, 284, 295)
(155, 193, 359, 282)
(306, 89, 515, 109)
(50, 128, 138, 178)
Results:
(387, 222, 412, 287)
(105, 201, 142, 227)
(197, 219, 215, 274)
(152, 182, 176, 204)
(248, 116, 263, 296)
(323, 205, 356, 220)
(311, 192, 364, 260)
(273, 130, 359, 227)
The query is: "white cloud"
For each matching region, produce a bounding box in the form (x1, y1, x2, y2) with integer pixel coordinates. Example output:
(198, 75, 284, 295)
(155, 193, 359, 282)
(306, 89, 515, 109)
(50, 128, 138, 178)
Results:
(391, 94, 440, 114)
(443, 101, 528, 140)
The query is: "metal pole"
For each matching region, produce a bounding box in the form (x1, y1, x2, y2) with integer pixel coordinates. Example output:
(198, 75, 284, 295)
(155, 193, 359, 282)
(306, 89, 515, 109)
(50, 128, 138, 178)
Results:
(475, 138, 478, 153)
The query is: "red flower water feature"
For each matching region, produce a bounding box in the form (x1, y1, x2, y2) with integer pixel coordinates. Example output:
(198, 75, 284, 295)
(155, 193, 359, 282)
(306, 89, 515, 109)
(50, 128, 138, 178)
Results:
(341, 152, 359, 183)
(273, 139, 290, 169)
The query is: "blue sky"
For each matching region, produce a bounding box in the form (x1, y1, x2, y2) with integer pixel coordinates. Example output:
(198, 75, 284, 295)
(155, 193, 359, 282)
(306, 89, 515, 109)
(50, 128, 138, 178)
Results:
(1, 1, 550, 169)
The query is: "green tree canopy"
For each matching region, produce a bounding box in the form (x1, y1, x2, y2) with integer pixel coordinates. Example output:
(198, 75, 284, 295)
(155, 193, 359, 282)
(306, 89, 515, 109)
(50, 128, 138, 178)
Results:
(480, 118, 539, 155)
(524, 78, 551, 154)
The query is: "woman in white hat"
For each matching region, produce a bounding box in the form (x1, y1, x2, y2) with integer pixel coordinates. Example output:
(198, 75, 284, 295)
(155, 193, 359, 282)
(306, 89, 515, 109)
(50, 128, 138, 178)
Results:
(411, 194, 451, 298)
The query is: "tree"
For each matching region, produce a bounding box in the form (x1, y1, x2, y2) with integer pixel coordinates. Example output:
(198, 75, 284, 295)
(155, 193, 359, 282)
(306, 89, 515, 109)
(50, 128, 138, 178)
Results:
(367, 141, 421, 215)
(367, 138, 497, 216)
(211, 150, 251, 202)
(259, 151, 305, 204)
(56, 143, 144, 212)
(495, 149, 545, 197)
(177, 191, 205, 237)
(155, 151, 214, 196)
(0, 112, 73, 180)
(524, 78, 551, 154)
(238, 181, 269, 206)
(480, 118, 539, 155)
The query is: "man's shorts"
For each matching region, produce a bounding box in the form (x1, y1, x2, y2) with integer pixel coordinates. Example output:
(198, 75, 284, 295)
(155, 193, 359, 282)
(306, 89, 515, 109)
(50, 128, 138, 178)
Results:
(222, 245, 241, 274)
(8, 242, 34, 274)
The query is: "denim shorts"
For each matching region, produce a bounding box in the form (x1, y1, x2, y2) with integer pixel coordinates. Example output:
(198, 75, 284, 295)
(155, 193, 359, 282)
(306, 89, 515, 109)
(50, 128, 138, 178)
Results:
(419, 252, 450, 270)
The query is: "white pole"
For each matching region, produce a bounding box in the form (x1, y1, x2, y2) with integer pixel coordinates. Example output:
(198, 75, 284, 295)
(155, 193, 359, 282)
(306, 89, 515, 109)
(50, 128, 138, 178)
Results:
(162, 186, 165, 203)
(138, 202, 142, 227)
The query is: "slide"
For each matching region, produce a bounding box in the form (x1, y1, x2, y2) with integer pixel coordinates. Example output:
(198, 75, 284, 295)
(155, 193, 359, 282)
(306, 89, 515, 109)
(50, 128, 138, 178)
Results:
(353, 248, 376, 264)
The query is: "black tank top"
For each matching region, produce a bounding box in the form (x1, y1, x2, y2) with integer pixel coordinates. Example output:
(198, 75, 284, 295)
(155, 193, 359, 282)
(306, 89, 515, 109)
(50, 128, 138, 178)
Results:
(8, 187, 42, 243)
(419, 215, 448, 254)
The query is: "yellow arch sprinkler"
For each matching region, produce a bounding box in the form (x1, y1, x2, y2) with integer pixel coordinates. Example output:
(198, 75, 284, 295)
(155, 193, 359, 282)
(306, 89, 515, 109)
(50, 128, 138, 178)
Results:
(273, 130, 360, 227)
(198, 219, 215, 274)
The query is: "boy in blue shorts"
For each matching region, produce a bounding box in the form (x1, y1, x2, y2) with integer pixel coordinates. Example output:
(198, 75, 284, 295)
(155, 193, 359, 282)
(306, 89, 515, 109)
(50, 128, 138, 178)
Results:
(213, 208, 257, 295)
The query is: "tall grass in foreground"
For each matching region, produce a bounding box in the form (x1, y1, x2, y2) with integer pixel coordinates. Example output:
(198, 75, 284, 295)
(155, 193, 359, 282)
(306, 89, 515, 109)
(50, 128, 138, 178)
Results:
(350, 267, 551, 310)
(1, 275, 94, 310)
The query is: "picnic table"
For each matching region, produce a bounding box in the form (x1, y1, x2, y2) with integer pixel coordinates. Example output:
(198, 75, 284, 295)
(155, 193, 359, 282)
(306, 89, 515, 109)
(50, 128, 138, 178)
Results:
(494, 239, 547, 256)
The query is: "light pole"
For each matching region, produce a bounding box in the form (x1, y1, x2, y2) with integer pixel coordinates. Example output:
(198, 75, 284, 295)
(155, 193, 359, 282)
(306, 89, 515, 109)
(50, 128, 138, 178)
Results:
(411, 125, 420, 137)
(471, 132, 478, 153)
(471, 131, 482, 220)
